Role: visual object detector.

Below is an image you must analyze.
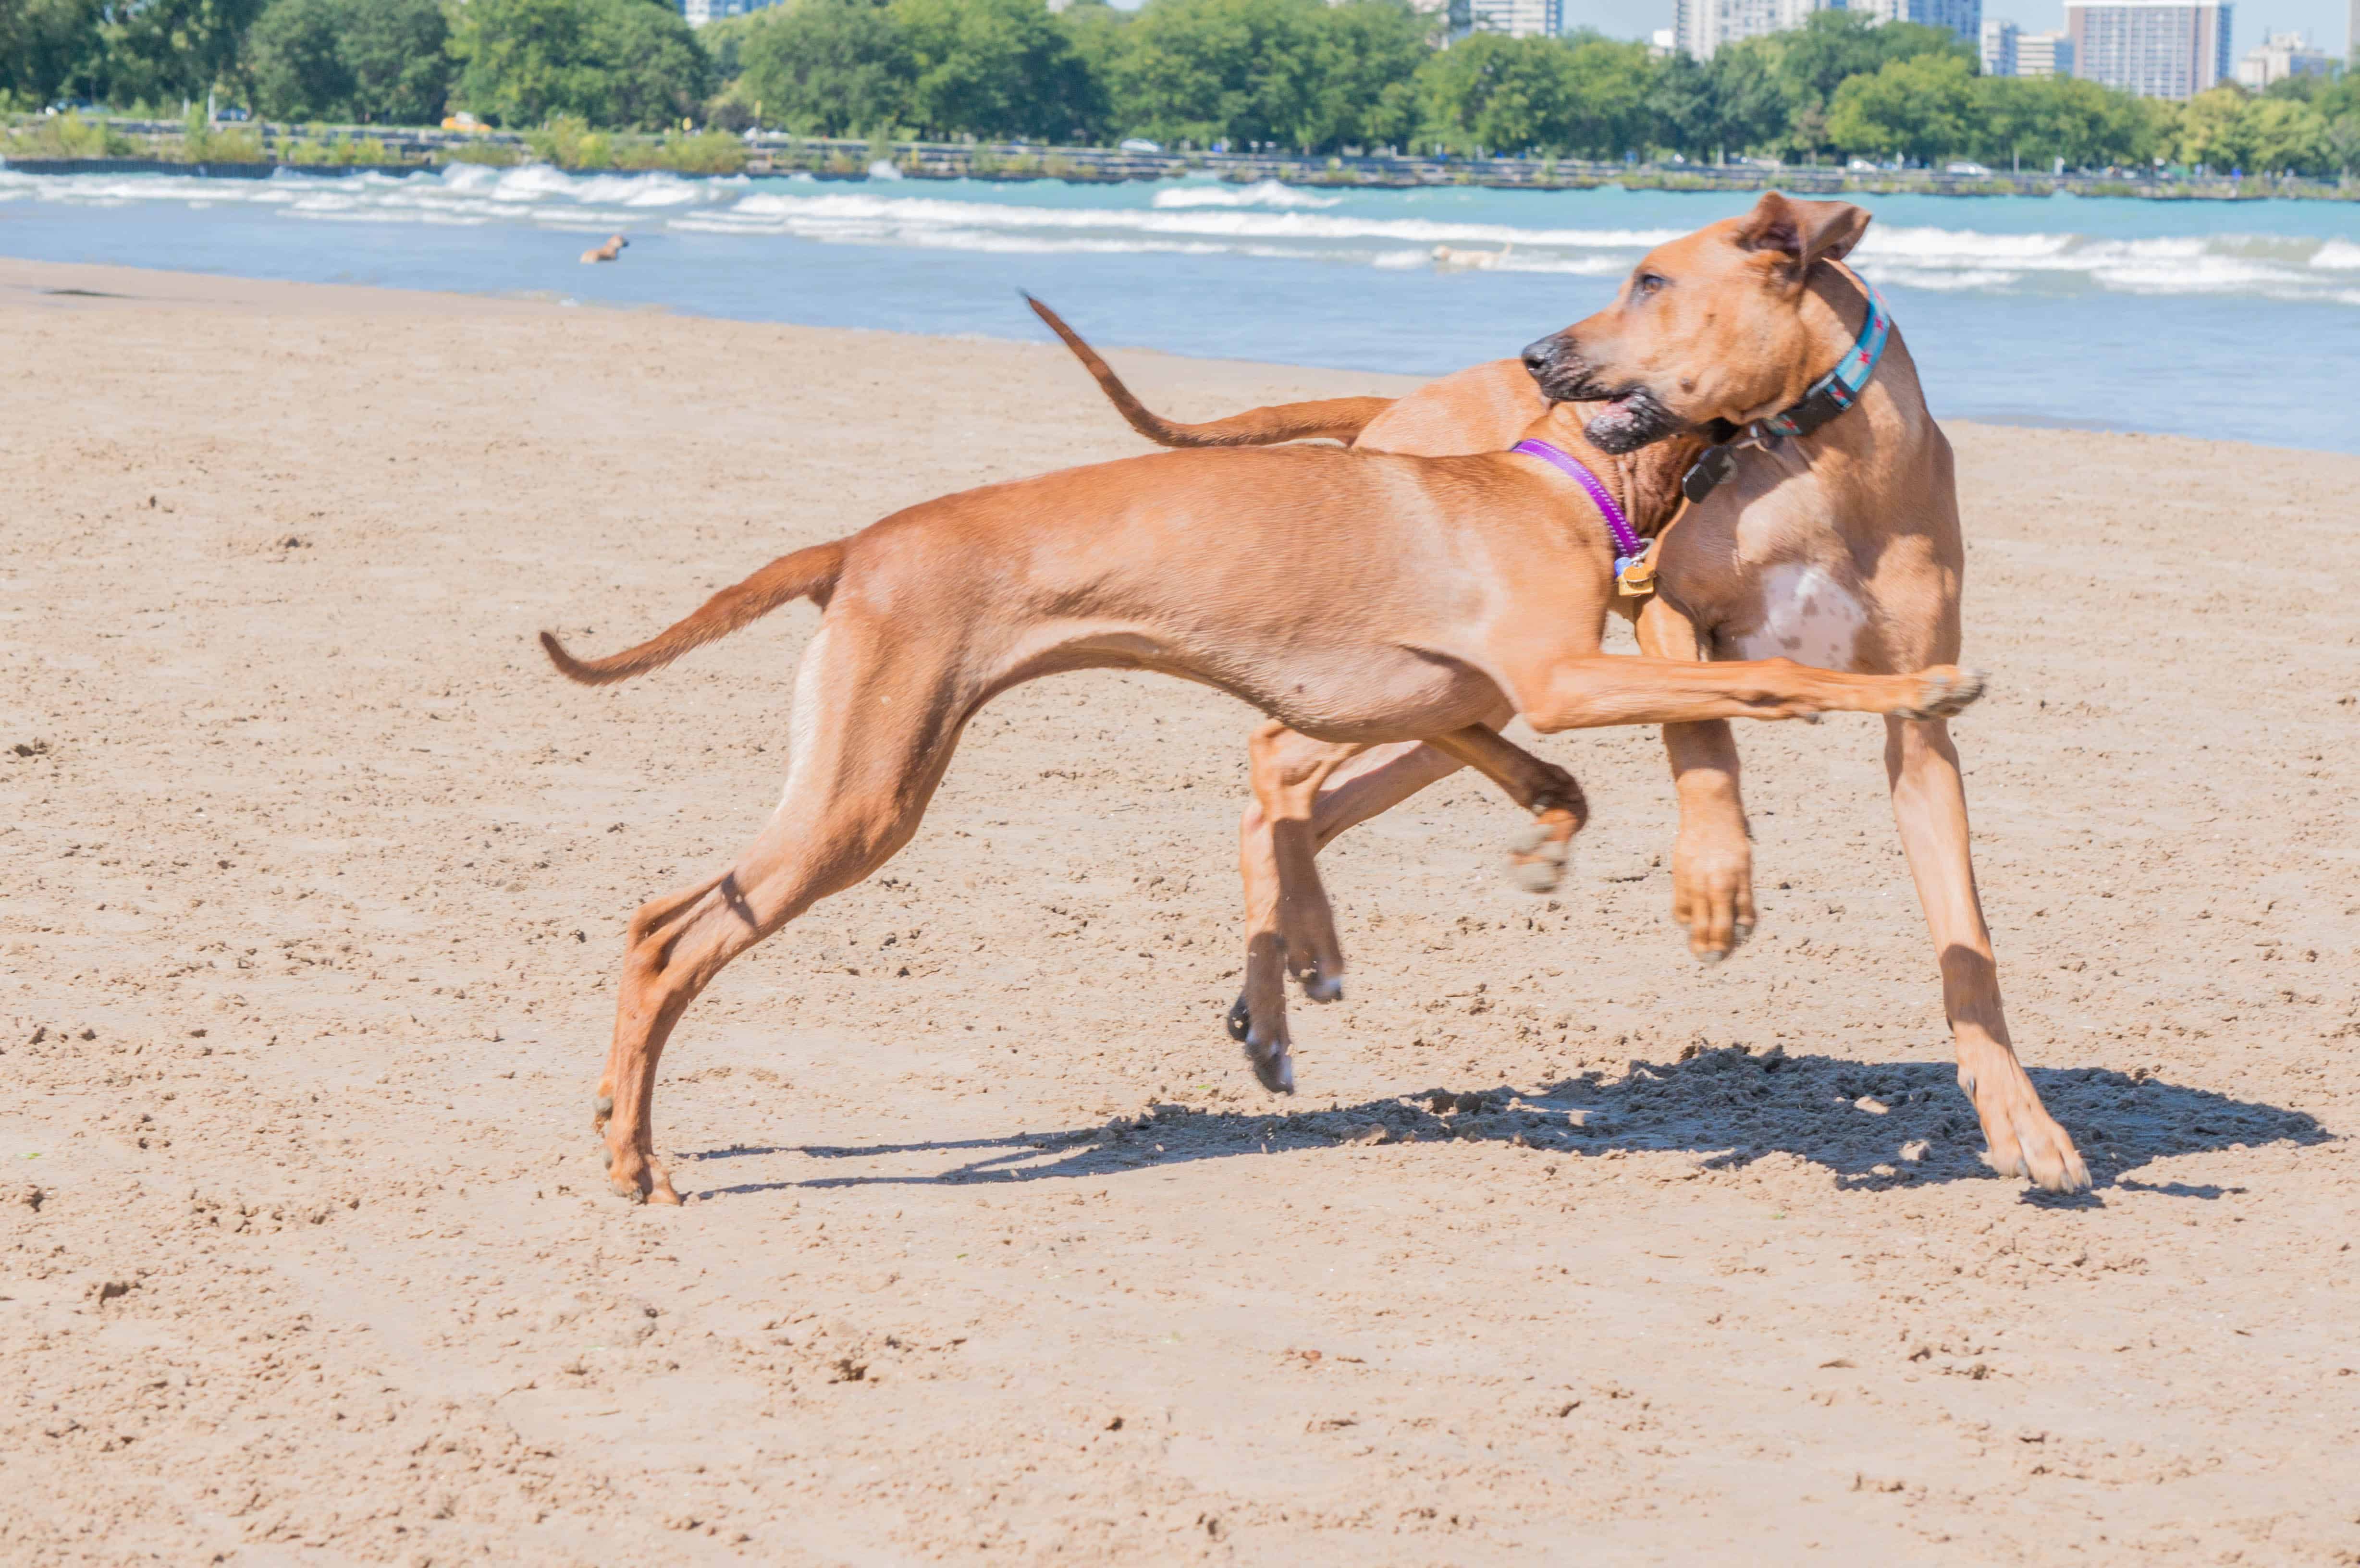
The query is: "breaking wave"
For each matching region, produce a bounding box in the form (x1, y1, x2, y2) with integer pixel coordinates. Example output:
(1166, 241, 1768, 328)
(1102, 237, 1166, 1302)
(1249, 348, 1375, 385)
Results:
(0, 162, 2352, 304)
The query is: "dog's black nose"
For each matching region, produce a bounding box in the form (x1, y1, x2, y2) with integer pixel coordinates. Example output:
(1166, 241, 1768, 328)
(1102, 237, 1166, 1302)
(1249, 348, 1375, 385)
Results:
(1521, 337, 1557, 377)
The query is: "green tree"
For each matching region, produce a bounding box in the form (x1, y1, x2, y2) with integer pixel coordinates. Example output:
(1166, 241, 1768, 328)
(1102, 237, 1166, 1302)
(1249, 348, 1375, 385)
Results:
(893, 0, 1100, 141)
(341, 0, 447, 122)
(1640, 47, 1718, 159)
(1971, 73, 2151, 171)
(1413, 31, 1574, 154)
(2237, 95, 2328, 173)
(1109, 0, 1330, 151)
(1700, 36, 1799, 159)
(1557, 33, 1648, 159)
(247, 0, 350, 118)
(1055, 0, 1128, 102)
(98, 0, 270, 107)
(448, 0, 709, 131)
(1305, 0, 1430, 151)
(0, 0, 106, 105)
(2174, 84, 2249, 170)
(250, 0, 444, 122)
(733, 0, 913, 135)
(1744, 9, 1970, 158)
(1824, 49, 1972, 164)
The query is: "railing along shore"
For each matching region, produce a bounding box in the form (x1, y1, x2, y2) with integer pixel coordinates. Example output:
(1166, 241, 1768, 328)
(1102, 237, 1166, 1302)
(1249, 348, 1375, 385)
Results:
(5, 121, 2353, 201)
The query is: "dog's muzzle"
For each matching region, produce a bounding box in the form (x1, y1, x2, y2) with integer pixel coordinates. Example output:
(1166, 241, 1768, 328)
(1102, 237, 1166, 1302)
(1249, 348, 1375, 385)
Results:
(1522, 333, 1686, 453)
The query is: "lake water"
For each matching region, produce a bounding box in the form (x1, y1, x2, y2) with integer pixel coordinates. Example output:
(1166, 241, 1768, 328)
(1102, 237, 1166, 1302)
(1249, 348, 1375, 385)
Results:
(4, 162, 2356, 453)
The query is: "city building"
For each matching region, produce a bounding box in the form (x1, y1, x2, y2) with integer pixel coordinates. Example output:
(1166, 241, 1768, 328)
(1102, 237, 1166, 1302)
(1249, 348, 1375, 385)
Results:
(2016, 29, 2075, 73)
(2065, 1, 2233, 98)
(1982, 17, 2019, 72)
(2233, 30, 2334, 87)
(681, 0, 778, 24)
(1672, 0, 1841, 60)
(1466, 0, 1561, 37)
(1852, 0, 1984, 46)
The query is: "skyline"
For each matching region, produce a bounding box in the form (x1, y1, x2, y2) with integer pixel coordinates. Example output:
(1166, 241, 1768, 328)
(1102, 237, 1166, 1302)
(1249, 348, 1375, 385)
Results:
(1551, 0, 2354, 54)
(1081, 0, 2356, 56)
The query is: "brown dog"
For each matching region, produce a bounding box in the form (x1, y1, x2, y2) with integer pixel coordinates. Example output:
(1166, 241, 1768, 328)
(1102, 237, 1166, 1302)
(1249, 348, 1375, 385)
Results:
(1035, 191, 2089, 1194)
(580, 235, 627, 264)
(541, 386, 1985, 1203)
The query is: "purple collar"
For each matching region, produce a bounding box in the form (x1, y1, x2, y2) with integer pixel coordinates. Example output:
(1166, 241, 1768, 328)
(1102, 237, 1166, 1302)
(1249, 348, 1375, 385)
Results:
(1510, 439, 1644, 578)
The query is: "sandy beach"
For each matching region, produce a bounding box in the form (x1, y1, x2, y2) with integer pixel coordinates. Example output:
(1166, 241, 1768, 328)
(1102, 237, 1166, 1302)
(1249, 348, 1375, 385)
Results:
(3, 257, 2358, 1566)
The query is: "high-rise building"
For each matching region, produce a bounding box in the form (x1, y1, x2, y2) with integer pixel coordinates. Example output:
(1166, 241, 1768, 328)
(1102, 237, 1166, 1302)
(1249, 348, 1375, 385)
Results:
(1982, 17, 2020, 72)
(1467, 0, 1561, 38)
(2017, 30, 2076, 73)
(681, 0, 778, 24)
(1672, 0, 1841, 60)
(1853, 0, 1984, 46)
(2065, 2, 2233, 98)
(2233, 30, 2333, 87)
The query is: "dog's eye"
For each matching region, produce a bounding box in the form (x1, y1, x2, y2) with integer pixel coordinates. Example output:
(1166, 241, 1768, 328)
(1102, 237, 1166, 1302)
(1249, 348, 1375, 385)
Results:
(1633, 273, 1669, 297)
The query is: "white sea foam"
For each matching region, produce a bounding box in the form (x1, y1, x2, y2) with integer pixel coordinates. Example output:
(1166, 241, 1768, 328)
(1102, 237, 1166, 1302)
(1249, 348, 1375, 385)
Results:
(6, 163, 2351, 307)
(1152, 179, 1342, 210)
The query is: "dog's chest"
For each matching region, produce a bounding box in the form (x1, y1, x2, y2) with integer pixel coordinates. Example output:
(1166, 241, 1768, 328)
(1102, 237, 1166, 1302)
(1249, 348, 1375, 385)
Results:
(1730, 562, 1868, 672)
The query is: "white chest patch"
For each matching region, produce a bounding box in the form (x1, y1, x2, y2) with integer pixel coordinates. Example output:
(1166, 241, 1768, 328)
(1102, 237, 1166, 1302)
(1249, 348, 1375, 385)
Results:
(1733, 563, 1868, 671)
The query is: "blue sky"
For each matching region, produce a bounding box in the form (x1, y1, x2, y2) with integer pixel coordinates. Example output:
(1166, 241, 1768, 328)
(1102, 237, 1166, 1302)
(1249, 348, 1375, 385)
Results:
(1557, 0, 2354, 55)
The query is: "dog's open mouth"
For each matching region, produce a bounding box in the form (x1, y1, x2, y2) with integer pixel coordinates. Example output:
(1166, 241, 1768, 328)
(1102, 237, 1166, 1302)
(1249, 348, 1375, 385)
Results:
(1582, 387, 1684, 454)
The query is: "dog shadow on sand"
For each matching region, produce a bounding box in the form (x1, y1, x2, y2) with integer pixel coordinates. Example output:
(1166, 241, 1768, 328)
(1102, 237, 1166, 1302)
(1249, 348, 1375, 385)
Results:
(684, 1044, 2332, 1206)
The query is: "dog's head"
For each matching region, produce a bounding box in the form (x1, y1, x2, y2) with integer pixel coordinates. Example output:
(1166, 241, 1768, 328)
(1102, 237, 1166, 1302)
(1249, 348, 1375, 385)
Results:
(1520, 193, 1872, 453)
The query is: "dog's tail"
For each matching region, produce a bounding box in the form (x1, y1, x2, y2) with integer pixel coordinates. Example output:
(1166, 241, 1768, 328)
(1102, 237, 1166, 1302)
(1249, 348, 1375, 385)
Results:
(540, 540, 847, 686)
(1023, 294, 1393, 449)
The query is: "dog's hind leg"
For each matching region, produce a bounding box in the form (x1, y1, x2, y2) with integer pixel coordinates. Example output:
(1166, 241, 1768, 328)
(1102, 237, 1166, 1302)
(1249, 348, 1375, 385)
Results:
(1233, 719, 1525, 1083)
(1885, 716, 2088, 1193)
(1236, 723, 1364, 1092)
(597, 623, 970, 1203)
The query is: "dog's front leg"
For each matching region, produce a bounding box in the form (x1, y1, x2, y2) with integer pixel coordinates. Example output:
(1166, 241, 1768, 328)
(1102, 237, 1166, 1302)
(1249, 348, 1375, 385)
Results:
(1885, 716, 2089, 1193)
(1425, 725, 1588, 893)
(1632, 597, 1756, 962)
(1519, 654, 1984, 731)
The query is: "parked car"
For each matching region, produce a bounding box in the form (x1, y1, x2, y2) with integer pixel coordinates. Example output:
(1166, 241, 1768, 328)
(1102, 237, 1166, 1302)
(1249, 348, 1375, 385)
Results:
(1119, 138, 1162, 155)
(1945, 160, 1991, 176)
(1846, 157, 1880, 172)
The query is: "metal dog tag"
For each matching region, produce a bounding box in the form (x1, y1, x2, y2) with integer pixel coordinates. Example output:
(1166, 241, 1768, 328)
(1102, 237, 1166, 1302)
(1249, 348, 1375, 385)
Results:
(1681, 443, 1735, 504)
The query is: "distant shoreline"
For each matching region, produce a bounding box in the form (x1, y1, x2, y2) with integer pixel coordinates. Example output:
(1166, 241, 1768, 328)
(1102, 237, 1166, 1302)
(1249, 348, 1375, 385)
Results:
(7, 125, 2356, 203)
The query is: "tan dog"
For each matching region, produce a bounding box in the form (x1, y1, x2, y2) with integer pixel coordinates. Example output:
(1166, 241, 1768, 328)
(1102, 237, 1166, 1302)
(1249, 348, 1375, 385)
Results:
(1033, 191, 2089, 1194)
(541, 392, 1985, 1203)
(580, 235, 627, 264)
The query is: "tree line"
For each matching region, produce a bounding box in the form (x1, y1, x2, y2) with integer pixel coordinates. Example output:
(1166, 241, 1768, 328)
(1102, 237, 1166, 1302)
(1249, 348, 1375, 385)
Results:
(4, 0, 2356, 174)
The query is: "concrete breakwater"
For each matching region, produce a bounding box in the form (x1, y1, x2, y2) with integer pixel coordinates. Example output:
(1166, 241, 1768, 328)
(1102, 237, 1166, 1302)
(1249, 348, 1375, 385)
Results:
(7, 124, 2353, 201)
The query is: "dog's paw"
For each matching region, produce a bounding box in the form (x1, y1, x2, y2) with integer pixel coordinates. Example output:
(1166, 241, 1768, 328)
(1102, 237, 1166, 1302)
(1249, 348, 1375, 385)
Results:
(1979, 1102, 2090, 1194)
(1506, 817, 1573, 894)
(1244, 1041, 1296, 1095)
(606, 1150, 683, 1206)
(1894, 667, 1987, 721)
(1298, 970, 1343, 1004)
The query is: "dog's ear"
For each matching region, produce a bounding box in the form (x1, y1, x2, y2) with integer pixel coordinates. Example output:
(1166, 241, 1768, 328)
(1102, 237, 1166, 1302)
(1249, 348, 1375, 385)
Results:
(1734, 193, 1871, 282)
